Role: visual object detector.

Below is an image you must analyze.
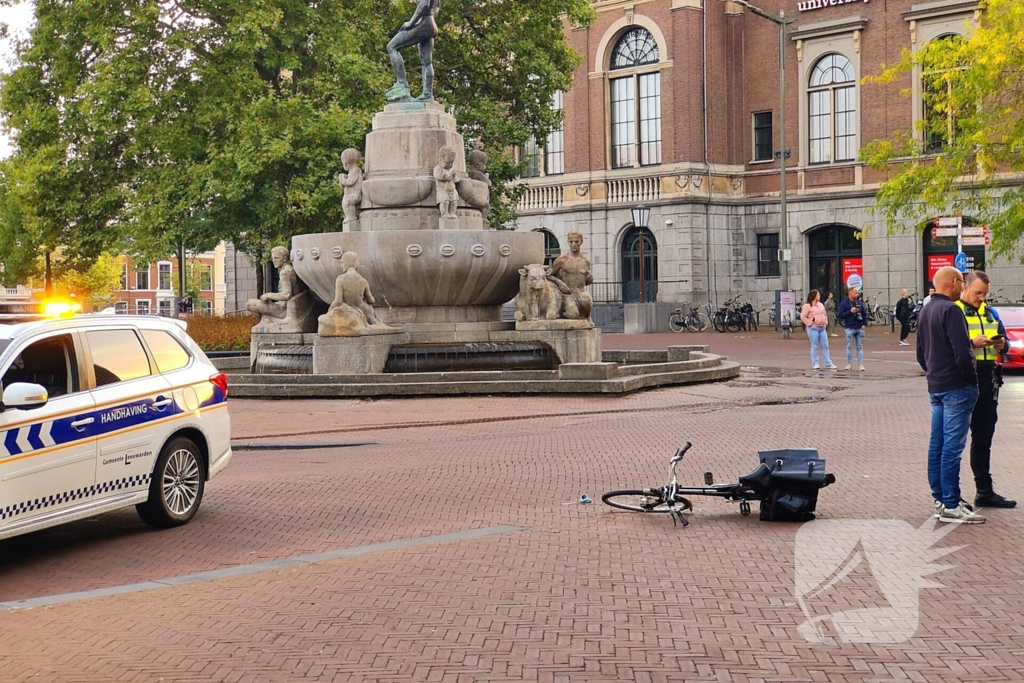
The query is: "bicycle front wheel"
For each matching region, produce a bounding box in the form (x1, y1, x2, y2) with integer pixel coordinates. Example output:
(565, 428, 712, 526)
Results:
(669, 314, 686, 333)
(685, 314, 702, 333)
(602, 490, 693, 513)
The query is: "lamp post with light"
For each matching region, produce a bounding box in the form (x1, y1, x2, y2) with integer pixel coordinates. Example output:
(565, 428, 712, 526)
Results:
(631, 205, 652, 303)
(722, 0, 794, 291)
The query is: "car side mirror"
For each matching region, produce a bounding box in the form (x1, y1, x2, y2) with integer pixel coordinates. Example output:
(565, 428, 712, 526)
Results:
(2, 382, 49, 411)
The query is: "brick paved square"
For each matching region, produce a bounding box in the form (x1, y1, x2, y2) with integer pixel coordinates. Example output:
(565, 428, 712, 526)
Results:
(0, 333, 1021, 682)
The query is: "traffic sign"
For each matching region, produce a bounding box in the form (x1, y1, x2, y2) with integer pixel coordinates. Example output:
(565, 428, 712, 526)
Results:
(954, 252, 969, 272)
(937, 216, 961, 227)
(932, 227, 958, 238)
(962, 236, 990, 246)
(846, 273, 863, 290)
(961, 226, 988, 237)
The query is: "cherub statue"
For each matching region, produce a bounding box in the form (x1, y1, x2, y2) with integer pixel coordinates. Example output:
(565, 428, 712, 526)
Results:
(337, 148, 363, 226)
(546, 230, 594, 320)
(246, 246, 316, 332)
(433, 145, 459, 219)
(467, 149, 491, 225)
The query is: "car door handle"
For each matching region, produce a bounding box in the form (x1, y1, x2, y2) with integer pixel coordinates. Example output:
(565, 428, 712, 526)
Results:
(70, 417, 95, 431)
(152, 397, 173, 411)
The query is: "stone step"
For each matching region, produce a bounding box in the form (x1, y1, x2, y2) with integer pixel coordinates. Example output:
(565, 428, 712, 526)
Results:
(228, 360, 740, 398)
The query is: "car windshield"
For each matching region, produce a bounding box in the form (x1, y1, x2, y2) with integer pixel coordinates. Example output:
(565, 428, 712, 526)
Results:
(994, 306, 1024, 327)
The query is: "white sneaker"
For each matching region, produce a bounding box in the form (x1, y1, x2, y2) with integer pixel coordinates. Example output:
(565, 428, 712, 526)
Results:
(899, 340, 910, 346)
(827, 364, 838, 370)
(812, 364, 820, 370)
(934, 500, 943, 518)
(939, 503, 986, 524)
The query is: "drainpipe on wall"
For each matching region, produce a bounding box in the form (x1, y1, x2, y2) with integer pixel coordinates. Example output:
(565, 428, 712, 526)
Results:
(703, 0, 715, 308)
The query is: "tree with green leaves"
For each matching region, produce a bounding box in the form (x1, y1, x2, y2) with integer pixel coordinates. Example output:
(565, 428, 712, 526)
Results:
(861, 0, 1024, 256)
(0, 0, 594, 286)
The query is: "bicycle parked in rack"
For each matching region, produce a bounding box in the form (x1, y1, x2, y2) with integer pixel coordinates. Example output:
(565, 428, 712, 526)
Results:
(867, 292, 892, 325)
(668, 302, 710, 333)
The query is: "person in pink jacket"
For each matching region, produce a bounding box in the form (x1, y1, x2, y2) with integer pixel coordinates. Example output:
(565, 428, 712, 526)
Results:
(801, 290, 837, 370)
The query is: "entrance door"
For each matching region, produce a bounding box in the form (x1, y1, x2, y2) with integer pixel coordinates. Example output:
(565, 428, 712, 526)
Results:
(621, 226, 658, 303)
(808, 224, 862, 300)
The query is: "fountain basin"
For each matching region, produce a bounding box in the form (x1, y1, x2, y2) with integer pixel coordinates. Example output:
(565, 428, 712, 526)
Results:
(291, 230, 543, 324)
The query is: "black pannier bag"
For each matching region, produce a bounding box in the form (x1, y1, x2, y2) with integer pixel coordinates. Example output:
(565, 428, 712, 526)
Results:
(753, 449, 833, 522)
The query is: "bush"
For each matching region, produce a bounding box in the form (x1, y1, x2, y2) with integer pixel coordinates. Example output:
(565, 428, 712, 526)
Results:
(185, 314, 256, 351)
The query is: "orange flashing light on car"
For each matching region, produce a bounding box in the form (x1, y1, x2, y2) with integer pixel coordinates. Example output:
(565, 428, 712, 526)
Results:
(42, 300, 82, 318)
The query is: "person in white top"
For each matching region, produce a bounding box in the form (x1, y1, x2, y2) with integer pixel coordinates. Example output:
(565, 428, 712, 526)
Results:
(800, 289, 838, 370)
(921, 287, 936, 307)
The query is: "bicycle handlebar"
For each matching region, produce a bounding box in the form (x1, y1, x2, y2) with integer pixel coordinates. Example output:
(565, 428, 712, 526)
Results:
(671, 442, 692, 463)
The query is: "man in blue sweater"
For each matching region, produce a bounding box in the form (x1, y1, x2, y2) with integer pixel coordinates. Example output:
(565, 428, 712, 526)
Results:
(837, 287, 869, 371)
(917, 266, 985, 523)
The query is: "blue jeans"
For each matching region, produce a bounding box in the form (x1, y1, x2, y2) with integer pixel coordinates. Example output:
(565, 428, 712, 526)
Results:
(806, 326, 833, 367)
(845, 328, 865, 365)
(928, 385, 979, 509)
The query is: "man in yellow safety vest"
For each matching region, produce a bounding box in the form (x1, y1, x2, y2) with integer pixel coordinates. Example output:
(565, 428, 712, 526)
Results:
(957, 270, 1016, 509)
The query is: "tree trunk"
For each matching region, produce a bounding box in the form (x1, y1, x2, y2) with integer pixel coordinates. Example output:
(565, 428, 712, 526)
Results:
(255, 260, 264, 297)
(44, 251, 53, 296)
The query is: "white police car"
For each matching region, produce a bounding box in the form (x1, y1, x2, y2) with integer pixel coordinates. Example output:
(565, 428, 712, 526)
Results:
(0, 313, 232, 540)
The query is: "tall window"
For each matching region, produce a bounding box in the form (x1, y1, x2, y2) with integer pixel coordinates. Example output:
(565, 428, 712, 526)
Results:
(753, 112, 773, 162)
(135, 262, 150, 291)
(158, 262, 172, 290)
(519, 137, 541, 178)
(757, 234, 780, 276)
(196, 263, 213, 291)
(610, 28, 662, 168)
(922, 34, 967, 153)
(546, 91, 565, 176)
(808, 54, 856, 164)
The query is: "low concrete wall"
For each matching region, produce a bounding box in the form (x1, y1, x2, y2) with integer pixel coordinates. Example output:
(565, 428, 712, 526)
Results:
(623, 302, 674, 334)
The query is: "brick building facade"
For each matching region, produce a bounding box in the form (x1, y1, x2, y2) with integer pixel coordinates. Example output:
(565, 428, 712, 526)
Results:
(111, 245, 226, 316)
(514, 0, 1022, 310)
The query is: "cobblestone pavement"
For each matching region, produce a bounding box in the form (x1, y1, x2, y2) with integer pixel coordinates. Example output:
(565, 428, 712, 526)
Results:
(1, 334, 1022, 682)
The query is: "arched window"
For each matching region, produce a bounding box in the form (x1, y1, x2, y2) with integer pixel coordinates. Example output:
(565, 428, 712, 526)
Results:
(808, 54, 856, 164)
(921, 34, 967, 153)
(536, 229, 561, 266)
(621, 226, 658, 303)
(609, 28, 662, 168)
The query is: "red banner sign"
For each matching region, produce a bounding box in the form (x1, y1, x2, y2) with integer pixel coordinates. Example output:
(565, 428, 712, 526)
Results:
(928, 254, 955, 283)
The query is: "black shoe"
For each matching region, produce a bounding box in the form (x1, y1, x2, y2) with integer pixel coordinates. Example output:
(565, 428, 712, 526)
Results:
(975, 491, 1017, 508)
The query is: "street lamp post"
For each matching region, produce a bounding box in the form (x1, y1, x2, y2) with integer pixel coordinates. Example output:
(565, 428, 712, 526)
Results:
(727, 0, 795, 292)
(631, 205, 651, 303)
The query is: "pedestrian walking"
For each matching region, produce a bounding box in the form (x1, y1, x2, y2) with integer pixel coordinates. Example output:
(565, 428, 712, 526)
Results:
(957, 270, 1015, 509)
(800, 290, 837, 370)
(917, 266, 985, 523)
(824, 292, 838, 337)
(896, 289, 914, 346)
(837, 286, 869, 371)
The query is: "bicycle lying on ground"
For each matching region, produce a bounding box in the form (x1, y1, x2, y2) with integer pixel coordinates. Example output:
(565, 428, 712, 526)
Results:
(668, 302, 710, 332)
(602, 442, 836, 528)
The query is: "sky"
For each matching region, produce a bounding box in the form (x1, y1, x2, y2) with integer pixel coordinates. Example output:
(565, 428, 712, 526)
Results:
(0, 1, 36, 158)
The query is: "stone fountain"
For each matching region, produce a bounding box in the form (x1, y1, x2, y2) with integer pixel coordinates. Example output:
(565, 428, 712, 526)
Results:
(240, 3, 738, 393)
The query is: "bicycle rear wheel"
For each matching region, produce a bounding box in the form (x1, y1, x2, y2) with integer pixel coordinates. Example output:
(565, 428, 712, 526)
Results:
(601, 490, 693, 512)
(669, 314, 686, 333)
(684, 314, 701, 333)
(726, 313, 743, 333)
